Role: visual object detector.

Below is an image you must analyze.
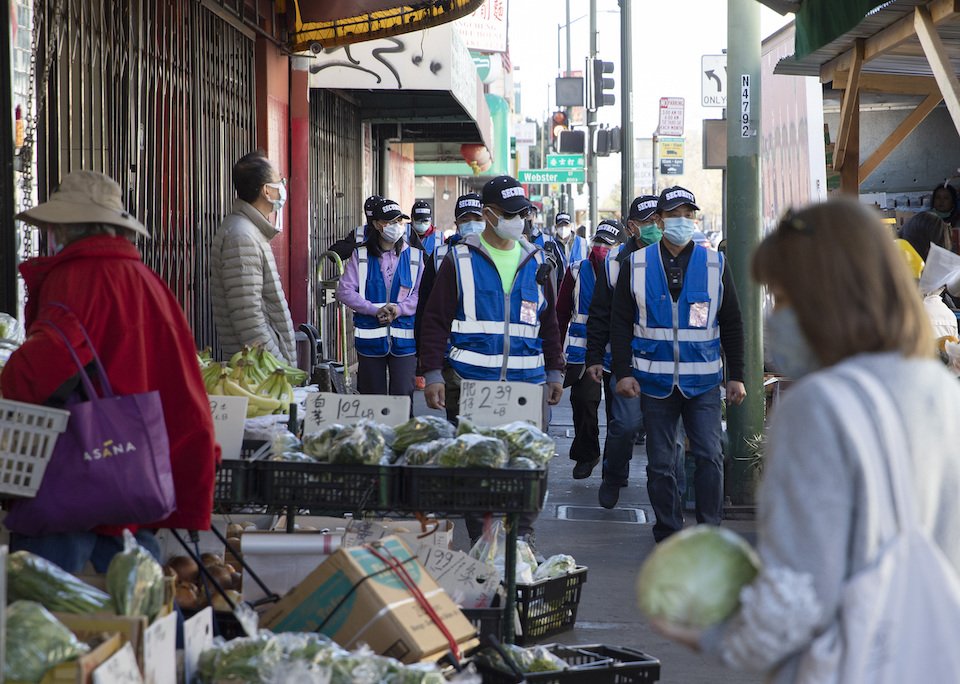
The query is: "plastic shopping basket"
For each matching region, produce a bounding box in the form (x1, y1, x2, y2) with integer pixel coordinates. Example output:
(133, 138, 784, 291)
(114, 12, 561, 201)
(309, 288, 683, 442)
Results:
(0, 398, 70, 497)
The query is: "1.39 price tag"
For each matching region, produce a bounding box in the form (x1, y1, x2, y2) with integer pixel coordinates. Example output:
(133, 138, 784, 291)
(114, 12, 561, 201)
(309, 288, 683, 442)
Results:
(303, 393, 411, 433)
(458, 380, 542, 428)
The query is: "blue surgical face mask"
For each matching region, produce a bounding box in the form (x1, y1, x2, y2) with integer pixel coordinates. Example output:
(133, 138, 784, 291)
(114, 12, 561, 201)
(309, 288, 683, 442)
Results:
(662, 216, 696, 245)
(764, 307, 820, 379)
(459, 220, 485, 237)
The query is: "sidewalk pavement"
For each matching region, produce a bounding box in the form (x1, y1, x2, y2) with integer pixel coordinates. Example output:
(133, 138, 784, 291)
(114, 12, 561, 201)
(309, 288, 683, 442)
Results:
(413, 387, 763, 684)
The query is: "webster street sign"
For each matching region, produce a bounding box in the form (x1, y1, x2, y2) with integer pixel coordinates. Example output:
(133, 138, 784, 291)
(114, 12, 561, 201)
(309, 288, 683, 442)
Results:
(518, 169, 585, 183)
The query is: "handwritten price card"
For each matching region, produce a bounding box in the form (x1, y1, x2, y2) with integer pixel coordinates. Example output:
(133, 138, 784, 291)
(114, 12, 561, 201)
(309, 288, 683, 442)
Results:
(303, 393, 411, 433)
(208, 395, 247, 460)
(458, 380, 542, 427)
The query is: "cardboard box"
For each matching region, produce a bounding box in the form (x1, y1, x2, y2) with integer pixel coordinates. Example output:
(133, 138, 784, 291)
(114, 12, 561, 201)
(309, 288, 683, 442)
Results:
(40, 633, 123, 684)
(261, 536, 477, 663)
(55, 614, 148, 671)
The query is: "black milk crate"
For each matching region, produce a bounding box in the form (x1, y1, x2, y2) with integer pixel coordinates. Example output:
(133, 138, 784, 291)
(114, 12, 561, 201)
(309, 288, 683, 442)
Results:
(402, 466, 546, 513)
(212, 460, 260, 511)
(462, 605, 504, 643)
(515, 567, 588, 645)
(476, 643, 660, 683)
(257, 461, 400, 511)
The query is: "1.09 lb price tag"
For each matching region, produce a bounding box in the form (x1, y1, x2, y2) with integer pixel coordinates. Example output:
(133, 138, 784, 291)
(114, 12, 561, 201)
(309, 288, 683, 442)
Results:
(303, 393, 411, 433)
(458, 380, 542, 428)
(208, 395, 248, 460)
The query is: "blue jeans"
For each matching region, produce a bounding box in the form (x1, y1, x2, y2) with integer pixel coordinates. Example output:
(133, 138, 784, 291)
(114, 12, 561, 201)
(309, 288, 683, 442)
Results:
(10, 530, 162, 573)
(602, 375, 643, 486)
(642, 386, 723, 541)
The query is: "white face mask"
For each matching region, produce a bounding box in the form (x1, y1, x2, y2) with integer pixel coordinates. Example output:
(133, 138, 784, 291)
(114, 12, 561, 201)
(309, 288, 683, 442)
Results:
(764, 307, 820, 379)
(486, 208, 525, 242)
(382, 221, 405, 244)
(557, 224, 572, 239)
(459, 220, 485, 237)
(265, 181, 287, 213)
(412, 220, 431, 235)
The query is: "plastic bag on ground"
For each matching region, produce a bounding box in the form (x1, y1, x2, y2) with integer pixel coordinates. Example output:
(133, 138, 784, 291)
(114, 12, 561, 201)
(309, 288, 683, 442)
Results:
(106, 529, 165, 620)
(5, 600, 90, 683)
(7, 551, 112, 613)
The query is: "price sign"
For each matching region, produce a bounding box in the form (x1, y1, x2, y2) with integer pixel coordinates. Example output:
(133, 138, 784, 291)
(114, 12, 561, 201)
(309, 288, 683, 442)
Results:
(143, 611, 177, 684)
(208, 395, 247, 460)
(458, 380, 543, 428)
(183, 608, 214, 684)
(93, 642, 144, 684)
(303, 393, 411, 434)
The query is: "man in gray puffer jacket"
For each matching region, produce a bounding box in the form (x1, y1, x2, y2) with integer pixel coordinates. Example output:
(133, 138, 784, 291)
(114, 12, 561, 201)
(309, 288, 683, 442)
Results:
(211, 151, 297, 364)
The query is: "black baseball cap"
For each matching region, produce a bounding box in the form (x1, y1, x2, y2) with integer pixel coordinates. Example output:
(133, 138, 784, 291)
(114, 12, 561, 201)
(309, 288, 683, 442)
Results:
(555, 212, 572, 225)
(482, 175, 532, 214)
(411, 200, 432, 221)
(371, 198, 409, 222)
(364, 195, 383, 219)
(594, 219, 621, 245)
(454, 193, 483, 219)
(628, 195, 660, 222)
(658, 186, 700, 212)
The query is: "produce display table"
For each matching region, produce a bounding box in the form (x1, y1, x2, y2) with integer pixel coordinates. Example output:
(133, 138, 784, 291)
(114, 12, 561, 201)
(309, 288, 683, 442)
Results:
(210, 458, 547, 645)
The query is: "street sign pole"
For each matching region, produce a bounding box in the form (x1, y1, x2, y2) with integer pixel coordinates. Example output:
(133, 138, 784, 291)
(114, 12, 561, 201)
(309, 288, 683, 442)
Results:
(587, 0, 598, 231)
(726, 0, 763, 507)
(620, 0, 634, 217)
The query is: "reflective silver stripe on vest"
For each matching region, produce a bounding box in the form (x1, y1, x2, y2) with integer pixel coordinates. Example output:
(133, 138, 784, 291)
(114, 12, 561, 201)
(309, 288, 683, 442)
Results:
(357, 246, 369, 300)
(633, 326, 720, 342)
(632, 358, 723, 375)
(452, 321, 540, 338)
(705, 250, 722, 328)
(454, 246, 477, 321)
(354, 327, 389, 339)
(389, 328, 416, 339)
(607, 250, 622, 289)
(450, 347, 546, 370)
(567, 338, 587, 348)
(631, 248, 649, 327)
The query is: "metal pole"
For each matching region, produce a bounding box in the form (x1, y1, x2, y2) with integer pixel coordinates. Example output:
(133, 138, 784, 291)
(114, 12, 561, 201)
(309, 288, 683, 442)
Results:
(564, 0, 572, 216)
(619, 0, 634, 216)
(0, 0, 17, 315)
(587, 0, 598, 229)
(725, 0, 764, 506)
(651, 133, 658, 195)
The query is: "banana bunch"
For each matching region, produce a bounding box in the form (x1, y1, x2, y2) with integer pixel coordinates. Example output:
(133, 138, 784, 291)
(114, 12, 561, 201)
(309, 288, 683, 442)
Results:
(215, 369, 284, 418)
(197, 342, 307, 418)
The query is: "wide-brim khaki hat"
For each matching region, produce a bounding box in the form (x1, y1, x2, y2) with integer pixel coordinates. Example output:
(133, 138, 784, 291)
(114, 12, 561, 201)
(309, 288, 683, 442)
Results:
(15, 170, 150, 239)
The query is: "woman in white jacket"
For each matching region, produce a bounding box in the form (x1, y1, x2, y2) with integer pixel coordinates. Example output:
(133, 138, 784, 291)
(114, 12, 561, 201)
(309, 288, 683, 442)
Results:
(211, 151, 297, 365)
(654, 199, 960, 682)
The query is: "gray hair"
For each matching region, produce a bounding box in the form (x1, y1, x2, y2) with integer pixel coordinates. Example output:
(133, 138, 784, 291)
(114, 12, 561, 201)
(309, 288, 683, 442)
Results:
(53, 223, 137, 247)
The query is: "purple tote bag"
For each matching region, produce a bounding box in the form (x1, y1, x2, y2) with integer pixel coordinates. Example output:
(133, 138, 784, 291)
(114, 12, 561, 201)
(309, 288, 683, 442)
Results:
(4, 316, 177, 535)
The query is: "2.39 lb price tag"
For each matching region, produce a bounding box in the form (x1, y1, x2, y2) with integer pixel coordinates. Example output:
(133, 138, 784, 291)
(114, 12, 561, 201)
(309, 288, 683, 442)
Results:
(458, 380, 542, 428)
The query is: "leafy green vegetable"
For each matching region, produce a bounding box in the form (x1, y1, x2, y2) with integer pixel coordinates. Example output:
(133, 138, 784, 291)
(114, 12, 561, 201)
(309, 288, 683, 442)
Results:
(436, 434, 509, 468)
(329, 420, 386, 465)
(392, 416, 455, 454)
(488, 421, 555, 464)
(636, 525, 761, 628)
(302, 424, 351, 461)
(7, 551, 112, 613)
(106, 530, 165, 620)
(5, 601, 90, 683)
(403, 438, 455, 465)
(508, 456, 539, 469)
(532, 554, 576, 581)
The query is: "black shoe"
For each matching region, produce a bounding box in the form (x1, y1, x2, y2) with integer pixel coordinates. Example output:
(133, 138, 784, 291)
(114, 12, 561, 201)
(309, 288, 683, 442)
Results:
(635, 431, 646, 446)
(572, 458, 599, 480)
(598, 480, 620, 509)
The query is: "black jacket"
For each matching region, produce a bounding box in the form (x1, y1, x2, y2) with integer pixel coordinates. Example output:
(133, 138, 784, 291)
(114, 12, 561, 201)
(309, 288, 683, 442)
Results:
(585, 239, 643, 369)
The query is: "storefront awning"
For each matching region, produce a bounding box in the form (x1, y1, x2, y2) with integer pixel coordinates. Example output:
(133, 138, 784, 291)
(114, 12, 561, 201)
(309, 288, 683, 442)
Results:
(288, 0, 485, 52)
(303, 23, 494, 150)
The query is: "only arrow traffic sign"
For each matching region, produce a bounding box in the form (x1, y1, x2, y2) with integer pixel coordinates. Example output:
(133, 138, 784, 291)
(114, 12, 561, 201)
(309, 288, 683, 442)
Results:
(701, 54, 727, 108)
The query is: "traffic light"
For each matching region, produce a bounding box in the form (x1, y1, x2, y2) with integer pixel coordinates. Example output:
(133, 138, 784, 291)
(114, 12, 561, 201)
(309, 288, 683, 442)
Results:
(595, 128, 610, 157)
(608, 126, 621, 153)
(551, 111, 569, 150)
(587, 58, 616, 109)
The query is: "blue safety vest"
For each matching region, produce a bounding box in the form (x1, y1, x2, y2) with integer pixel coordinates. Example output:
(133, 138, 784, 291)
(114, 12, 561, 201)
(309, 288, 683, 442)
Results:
(353, 224, 368, 244)
(529, 230, 546, 248)
(550, 235, 588, 271)
(448, 238, 547, 383)
(565, 260, 595, 365)
(352, 244, 422, 358)
(418, 229, 442, 255)
(433, 234, 463, 271)
(629, 243, 724, 398)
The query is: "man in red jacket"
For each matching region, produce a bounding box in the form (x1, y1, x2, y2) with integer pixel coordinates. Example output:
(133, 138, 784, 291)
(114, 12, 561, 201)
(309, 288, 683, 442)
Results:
(1, 170, 220, 572)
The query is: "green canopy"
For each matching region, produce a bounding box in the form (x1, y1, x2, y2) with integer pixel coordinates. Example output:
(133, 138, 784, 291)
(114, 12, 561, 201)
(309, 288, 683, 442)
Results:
(794, 0, 890, 58)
